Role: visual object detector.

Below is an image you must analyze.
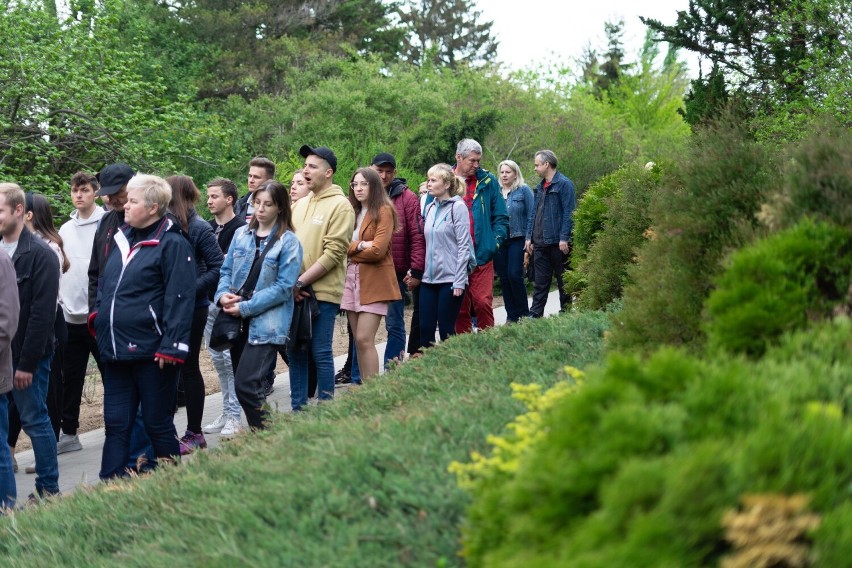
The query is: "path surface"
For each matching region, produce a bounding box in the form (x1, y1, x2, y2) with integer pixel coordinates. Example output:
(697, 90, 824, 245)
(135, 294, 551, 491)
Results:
(13, 292, 563, 496)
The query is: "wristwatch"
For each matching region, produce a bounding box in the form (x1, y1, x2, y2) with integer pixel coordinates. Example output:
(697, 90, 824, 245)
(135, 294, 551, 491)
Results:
(295, 280, 305, 290)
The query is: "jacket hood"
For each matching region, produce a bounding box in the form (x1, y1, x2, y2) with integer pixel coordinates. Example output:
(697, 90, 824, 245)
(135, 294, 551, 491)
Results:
(312, 184, 346, 200)
(387, 178, 409, 199)
(69, 207, 105, 227)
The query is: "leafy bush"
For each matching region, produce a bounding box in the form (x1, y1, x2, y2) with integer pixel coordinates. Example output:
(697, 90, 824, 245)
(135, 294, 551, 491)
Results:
(610, 116, 773, 352)
(455, 318, 852, 567)
(574, 163, 662, 309)
(704, 220, 852, 357)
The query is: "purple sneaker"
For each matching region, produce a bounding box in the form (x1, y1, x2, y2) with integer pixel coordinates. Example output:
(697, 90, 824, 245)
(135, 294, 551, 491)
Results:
(179, 430, 208, 455)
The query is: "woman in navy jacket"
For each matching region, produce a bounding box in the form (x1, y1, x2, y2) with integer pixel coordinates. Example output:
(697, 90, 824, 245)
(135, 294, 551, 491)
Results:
(166, 175, 223, 455)
(91, 174, 195, 479)
(495, 160, 533, 322)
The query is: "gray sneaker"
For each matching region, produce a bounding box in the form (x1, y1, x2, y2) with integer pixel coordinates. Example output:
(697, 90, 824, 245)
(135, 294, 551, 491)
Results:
(57, 431, 82, 454)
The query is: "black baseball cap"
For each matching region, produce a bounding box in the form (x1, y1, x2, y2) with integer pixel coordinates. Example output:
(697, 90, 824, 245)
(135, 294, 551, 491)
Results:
(299, 145, 337, 173)
(371, 152, 396, 169)
(96, 163, 135, 196)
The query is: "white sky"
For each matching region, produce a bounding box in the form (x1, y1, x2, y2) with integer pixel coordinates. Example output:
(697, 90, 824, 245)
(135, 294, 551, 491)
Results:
(478, 0, 700, 77)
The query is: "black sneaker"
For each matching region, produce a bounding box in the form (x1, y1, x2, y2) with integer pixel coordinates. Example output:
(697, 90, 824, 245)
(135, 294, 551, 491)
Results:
(334, 368, 352, 385)
(262, 378, 275, 397)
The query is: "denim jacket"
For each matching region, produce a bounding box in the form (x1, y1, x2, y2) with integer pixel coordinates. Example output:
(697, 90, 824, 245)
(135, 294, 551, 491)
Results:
(215, 226, 303, 346)
(526, 171, 576, 245)
(505, 184, 534, 239)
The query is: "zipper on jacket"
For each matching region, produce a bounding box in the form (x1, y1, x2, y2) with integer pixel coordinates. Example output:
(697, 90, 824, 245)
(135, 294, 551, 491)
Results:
(148, 305, 163, 335)
(109, 259, 131, 357)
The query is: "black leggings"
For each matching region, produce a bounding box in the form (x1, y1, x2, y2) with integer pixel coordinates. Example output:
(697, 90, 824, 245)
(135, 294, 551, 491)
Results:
(180, 306, 209, 434)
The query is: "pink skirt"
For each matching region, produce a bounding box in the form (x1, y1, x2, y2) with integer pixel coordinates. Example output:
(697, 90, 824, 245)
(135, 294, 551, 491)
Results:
(341, 262, 388, 316)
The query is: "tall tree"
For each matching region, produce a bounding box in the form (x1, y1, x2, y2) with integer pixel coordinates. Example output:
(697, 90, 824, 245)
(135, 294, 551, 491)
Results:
(581, 19, 633, 98)
(398, 0, 498, 68)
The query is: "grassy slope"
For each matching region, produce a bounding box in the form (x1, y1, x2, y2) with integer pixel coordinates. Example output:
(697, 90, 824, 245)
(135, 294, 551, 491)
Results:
(0, 312, 609, 568)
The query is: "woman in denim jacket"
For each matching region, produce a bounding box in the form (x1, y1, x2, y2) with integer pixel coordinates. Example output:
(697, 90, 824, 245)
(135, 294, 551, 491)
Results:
(495, 160, 533, 322)
(215, 181, 302, 430)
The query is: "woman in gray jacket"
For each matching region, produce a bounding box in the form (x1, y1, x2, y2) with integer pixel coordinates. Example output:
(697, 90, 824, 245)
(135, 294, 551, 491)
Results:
(419, 163, 471, 350)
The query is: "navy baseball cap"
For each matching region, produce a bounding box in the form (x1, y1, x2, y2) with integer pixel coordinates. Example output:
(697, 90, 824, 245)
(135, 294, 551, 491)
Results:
(371, 152, 396, 168)
(96, 163, 135, 196)
(299, 145, 337, 173)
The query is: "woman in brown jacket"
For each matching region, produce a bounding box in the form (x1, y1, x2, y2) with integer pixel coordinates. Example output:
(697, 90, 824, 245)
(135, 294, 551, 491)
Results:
(342, 168, 401, 381)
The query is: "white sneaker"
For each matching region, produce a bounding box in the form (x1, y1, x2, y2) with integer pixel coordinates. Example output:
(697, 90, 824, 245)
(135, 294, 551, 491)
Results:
(219, 417, 242, 437)
(202, 414, 228, 434)
(57, 431, 82, 454)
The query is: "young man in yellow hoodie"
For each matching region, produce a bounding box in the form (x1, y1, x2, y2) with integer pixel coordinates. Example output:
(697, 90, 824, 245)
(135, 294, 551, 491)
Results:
(288, 145, 355, 410)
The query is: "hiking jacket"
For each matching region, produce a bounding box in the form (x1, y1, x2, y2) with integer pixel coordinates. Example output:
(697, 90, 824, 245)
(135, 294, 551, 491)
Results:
(347, 205, 403, 305)
(11, 227, 60, 373)
(526, 171, 576, 246)
(215, 226, 303, 345)
(387, 179, 425, 278)
(59, 207, 105, 324)
(0, 251, 20, 395)
(423, 196, 471, 290)
(185, 210, 223, 309)
(291, 184, 355, 304)
(91, 216, 195, 363)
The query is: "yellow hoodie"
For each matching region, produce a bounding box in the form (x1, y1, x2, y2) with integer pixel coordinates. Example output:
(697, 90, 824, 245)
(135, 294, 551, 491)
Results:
(291, 184, 355, 304)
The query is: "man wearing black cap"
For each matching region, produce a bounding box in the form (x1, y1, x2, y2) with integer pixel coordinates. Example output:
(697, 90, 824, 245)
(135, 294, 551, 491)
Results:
(87, 163, 134, 313)
(287, 145, 355, 410)
(370, 153, 425, 362)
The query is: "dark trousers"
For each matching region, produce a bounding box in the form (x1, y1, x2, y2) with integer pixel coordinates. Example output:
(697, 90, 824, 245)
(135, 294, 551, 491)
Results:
(233, 342, 278, 430)
(100, 361, 179, 480)
(419, 282, 465, 350)
(530, 244, 571, 317)
(61, 322, 102, 435)
(494, 237, 530, 321)
(180, 306, 209, 434)
(407, 285, 422, 356)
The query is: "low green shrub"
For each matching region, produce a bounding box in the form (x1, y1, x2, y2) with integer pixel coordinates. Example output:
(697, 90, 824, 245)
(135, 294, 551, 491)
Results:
(574, 163, 661, 309)
(455, 318, 852, 567)
(704, 219, 852, 357)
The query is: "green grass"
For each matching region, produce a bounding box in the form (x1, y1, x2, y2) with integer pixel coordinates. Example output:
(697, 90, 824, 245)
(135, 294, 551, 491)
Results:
(0, 311, 609, 567)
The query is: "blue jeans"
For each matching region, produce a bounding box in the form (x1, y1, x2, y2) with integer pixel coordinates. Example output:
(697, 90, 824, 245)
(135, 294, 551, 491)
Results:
(419, 283, 465, 350)
(287, 301, 338, 410)
(384, 275, 408, 364)
(12, 355, 59, 496)
(204, 306, 241, 419)
(100, 361, 180, 480)
(494, 237, 529, 321)
(0, 395, 15, 509)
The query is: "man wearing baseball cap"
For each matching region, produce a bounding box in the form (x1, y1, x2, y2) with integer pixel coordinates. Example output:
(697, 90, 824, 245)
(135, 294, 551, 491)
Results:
(287, 145, 354, 410)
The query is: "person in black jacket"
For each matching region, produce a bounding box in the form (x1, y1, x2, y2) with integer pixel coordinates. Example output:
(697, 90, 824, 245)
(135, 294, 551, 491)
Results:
(233, 156, 275, 223)
(166, 175, 223, 454)
(0, 183, 61, 499)
(90, 174, 195, 480)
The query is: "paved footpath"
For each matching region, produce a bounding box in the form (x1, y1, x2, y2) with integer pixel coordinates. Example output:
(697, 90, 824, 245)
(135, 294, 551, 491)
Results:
(13, 291, 562, 497)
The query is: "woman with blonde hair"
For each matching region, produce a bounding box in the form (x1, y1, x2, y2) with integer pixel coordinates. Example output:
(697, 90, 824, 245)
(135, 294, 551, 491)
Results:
(419, 163, 471, 349)
(495, 159, 533, 321)
(342, 168, 400, 381)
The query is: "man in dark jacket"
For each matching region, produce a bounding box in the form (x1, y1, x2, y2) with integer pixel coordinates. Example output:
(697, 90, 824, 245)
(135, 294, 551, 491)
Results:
(233, 156, 275, 222)
(90, 174, 195, 479)
(0, 182, 61, 499)
(525, 149, 576, 316)
(0, 244, 20, 509)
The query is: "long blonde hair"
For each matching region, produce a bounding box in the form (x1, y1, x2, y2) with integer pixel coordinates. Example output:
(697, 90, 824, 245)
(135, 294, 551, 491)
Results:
(427, 163, 465, 198)
(498, 159, 525, 190)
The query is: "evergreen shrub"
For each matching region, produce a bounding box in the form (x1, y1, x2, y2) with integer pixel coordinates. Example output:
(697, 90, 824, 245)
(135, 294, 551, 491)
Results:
(454, 319, 852, 567)
(704, 219, 852, 357)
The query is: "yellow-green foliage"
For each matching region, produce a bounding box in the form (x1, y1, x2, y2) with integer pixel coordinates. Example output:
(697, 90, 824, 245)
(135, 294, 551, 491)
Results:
(455, 319, 852, 568)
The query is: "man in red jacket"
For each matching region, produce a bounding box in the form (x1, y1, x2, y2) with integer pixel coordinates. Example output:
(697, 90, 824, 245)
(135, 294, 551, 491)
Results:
(370, 153, 426, 364)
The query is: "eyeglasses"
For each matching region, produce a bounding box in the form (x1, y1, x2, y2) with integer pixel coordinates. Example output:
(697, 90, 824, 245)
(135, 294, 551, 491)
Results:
(349, 181, 370, 190)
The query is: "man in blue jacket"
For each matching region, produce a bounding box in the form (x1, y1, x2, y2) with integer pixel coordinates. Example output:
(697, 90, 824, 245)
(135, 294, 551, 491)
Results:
(525, 149, 576, 317)
(452, 139, 509, 334)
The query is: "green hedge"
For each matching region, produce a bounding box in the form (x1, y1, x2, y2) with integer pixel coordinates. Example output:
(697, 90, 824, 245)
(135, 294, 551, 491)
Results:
(456, 318, 852, 567)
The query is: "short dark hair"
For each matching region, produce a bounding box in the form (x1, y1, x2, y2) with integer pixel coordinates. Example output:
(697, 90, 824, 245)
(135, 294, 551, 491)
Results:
(249, 156, 276, 179)
(70, 171, 99, 192)
(535, 150, 558, 170)
(207, 177, 238, 203)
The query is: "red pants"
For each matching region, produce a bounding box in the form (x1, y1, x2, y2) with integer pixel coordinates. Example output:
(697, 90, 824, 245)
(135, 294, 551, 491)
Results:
(455, 261, 495, 334)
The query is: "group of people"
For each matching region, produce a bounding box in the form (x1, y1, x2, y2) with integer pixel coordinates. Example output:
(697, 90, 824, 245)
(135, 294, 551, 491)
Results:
(0, 138, 575, 510)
